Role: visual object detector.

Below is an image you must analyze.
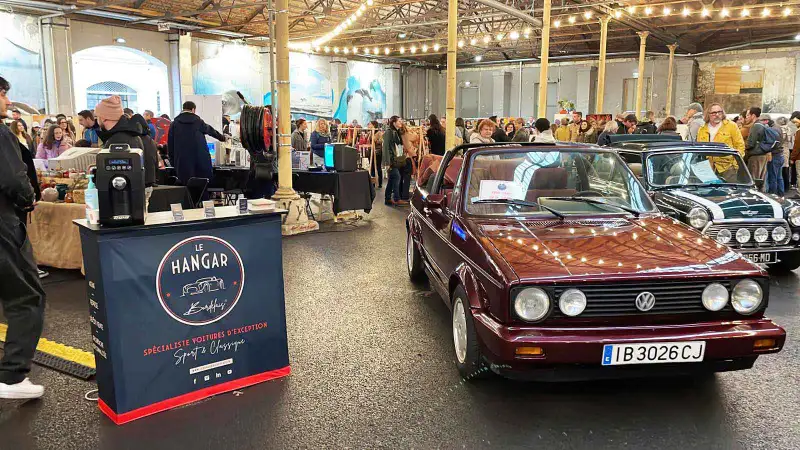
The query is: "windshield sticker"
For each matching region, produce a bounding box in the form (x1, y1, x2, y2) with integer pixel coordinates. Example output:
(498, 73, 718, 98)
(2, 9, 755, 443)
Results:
(690, 159, 721, 184)
(478, 180, 524, 201)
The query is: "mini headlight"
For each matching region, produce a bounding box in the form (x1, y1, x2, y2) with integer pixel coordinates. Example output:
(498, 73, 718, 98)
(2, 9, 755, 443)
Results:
(687, 207, 710, 229)
(731, 279, 763, 314)
(716, 229, 732, 244)
(788, 207, 800, 227)
(772, 226, 788, 243)
(559, 289, 587, 317)
(754, 227, 769, 243)
(736, 228, 751, 243)
(702, 283, 729, 311)
(514, 287, 550, 321)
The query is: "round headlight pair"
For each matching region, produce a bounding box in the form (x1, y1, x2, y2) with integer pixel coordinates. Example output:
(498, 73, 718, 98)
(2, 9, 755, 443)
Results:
(772, 226, 788, 243)
(788, 207, 800, 227)
(688, 207, 710, 229)
(716, 229, 732, 244)
(697, 280, 762, 314)
(514, 288, 588, 320)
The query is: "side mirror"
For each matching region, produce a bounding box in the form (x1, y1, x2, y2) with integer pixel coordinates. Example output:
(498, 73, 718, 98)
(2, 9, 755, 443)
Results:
(425, 193, 446, 209)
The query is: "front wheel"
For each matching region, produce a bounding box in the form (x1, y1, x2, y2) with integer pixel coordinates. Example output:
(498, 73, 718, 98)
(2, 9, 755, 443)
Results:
(406, 229, 426, 282)
(452, 286, 488, 380)
(768, 251, 800, 273)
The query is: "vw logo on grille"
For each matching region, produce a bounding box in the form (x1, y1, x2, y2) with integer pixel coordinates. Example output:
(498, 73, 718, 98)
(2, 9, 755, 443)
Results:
(635, 292, 656, 312)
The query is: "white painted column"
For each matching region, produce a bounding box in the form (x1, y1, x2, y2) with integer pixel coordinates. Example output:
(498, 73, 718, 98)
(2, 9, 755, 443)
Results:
(330, 59, 348, 120)
(794, 54, 800, 112)
(492, 71, 511, 117)
(178, 33, 194, 102)
(383, 66, 402, 117)
(167, 33, 182, 116)
(575, 66, 597, 115)
(41, 17, 75, 114)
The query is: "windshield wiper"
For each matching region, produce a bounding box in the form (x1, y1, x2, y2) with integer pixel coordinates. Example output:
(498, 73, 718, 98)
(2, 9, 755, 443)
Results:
(473, 198, 566, 219)
(547, 196, 642, 217)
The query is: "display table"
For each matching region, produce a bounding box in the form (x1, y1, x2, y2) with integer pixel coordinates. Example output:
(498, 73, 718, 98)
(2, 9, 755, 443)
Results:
(75, 206, 290, 424)
(291, 170, 375, 214)
(148, 185, 192, 212)
(28, 202, 85, 269)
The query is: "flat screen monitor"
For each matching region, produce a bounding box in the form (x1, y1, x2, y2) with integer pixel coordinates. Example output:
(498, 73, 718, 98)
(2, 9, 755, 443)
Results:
(324, 143, 335, 168)
(207, 142, 216, 166)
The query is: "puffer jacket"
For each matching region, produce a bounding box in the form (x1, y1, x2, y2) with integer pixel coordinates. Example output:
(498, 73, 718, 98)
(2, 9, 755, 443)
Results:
(0, 124, 35, 220)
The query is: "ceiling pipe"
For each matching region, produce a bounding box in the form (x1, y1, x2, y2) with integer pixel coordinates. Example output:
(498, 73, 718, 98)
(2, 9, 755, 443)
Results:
(471, 0, 542, 27)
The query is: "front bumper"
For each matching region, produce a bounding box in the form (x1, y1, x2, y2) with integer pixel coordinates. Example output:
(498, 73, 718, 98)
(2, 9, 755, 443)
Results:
(473, 312, 786, 379)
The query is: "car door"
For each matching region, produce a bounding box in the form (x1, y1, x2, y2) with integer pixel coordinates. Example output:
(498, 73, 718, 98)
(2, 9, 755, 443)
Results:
(420, 152, 464, 286)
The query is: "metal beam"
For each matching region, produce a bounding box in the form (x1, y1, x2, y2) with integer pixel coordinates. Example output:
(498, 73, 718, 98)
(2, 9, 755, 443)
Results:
(471, 0, 541, 28)
(129, 1, 271, 25)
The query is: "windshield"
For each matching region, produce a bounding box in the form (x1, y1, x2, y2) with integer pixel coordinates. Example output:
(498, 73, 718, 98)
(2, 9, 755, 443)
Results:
(465, 150, 657, 216)
(647, 151, 753, 187)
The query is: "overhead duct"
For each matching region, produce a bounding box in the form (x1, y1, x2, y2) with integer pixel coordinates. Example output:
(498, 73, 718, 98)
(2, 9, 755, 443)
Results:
(471, 0, 542, 28)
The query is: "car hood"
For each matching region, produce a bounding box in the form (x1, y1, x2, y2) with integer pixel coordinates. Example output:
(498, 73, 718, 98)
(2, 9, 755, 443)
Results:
(474, 215, 759, 282)
(659, 185, 795, 220)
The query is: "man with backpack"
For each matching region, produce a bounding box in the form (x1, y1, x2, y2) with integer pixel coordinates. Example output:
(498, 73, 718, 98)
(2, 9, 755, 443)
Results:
(746, 110, 784, 195)
(744, 107, 771, 192)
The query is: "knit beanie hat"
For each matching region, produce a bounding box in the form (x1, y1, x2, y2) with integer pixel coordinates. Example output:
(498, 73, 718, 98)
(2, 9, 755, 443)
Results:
(95, 95, 124, 122)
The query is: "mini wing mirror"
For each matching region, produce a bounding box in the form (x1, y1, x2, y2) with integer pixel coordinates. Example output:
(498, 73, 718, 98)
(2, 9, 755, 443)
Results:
(425, 193, 446, 209)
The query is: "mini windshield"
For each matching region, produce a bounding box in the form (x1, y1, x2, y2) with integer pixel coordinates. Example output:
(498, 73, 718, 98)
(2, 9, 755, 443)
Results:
(465, 150, 656, 217)
(646, 151, 753, 187)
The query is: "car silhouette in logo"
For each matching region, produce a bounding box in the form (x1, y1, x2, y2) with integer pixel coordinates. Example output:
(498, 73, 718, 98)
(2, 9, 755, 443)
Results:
(182, 277, 225, 297)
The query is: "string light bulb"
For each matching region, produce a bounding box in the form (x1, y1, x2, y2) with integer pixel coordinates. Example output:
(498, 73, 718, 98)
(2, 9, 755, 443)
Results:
(663, 7, 670, 16)
(761, 8, 770, 17)
(363, 48, 370, 55)
(421, 44, 428, 52)
(410, 45, 417, 53)
(509, 31, 519, 40)
(496, 33, 504, 41)
(554, 19, 562, 27)
(384, 47, 390, 55)
(721, 8, 729, 18)
(366, 0, 373, 5)
(359, 4, 366, 12)
(783, 7, 791, 17)
(433, 43, 441, 51)
(627, 6, 636, 14)
(470, 38, 477, 45)
(583, 11, 592, 19)
(353, 46, 358, 53)
(644, 6, 652, 16)
(399, 46, 405, 54)
(682, 7, 691, 17)
(524, 27, 531, 34)
(741, 8, 750, 17)
(474, 55, 482, 62)
(356, 9, 363, 17)
(343, 47, 349, 54)
(324, 46, 330, 53)
(334, 47, 340, 53)
(483, 35, 491, 43)
(701, 8, 710, 17)
(373, 46, 378, 54)
(458, 40, 465, 48)
(568, 15, 576, 24)
(614, 10, 622, 19)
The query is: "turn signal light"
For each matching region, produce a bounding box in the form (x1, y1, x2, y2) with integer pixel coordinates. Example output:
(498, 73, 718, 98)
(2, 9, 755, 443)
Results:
(515, 346, 544, 356)
(753, 339, 776, 350)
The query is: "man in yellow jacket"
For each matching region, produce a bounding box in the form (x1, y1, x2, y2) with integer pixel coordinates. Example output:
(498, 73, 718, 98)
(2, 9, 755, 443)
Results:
(696, 102, 745, 178)
(555, 119, 571, 142)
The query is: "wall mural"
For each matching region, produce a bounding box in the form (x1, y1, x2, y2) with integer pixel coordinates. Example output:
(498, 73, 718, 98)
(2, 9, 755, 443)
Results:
(193, 41, 266, 106)
(333, 61, 386, 125)
(0, 12, 45, 109)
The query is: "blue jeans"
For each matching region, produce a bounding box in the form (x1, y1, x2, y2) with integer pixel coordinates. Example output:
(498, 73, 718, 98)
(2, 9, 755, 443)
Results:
(385, 167, 400, 203)
(767, 154, 785, 196)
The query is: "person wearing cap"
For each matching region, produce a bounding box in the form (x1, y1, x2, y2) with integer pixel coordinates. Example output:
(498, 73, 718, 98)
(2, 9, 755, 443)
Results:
(10, 109, 26, 133)
(0, 75, 47, 399)
(683, 102, 705, 141)
(95, 95, 144, 151)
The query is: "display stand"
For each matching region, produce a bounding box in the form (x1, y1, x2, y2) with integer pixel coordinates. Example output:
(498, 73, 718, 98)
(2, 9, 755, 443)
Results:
(75, 207, 290, 424)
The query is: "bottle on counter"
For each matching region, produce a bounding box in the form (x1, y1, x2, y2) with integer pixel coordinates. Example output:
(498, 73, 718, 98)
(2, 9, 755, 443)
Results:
(85, 168, 100, 225)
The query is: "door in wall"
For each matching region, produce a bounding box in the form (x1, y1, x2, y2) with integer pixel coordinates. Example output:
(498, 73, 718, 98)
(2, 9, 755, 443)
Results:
(533, 83, 558, 119)
(460, 86, 479, 119)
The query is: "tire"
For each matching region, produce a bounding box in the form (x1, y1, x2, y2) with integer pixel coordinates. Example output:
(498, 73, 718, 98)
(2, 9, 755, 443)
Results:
(768, 251, 800, 273)
(406, 229, 427, 282)
(452, 286, 489, 380)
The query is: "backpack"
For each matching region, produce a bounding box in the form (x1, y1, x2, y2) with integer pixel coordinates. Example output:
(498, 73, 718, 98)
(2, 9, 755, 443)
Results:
(760, 127, 782, 154)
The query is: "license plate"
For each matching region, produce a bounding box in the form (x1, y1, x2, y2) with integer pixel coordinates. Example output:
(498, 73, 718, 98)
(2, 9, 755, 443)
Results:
(743, 252, 776, 264)
(601, 341, 705, 366)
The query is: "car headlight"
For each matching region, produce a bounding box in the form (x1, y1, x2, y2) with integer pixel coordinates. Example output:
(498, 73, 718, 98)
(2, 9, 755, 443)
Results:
(772, 226, 788, 243)
(559, 289, 587, 317)
(514, 287, 550, 321)
(702, 283, 729, 311)
(731, 279, 763, 314)
(716, 229, 732, 244)
(754, 227, 769, 243)
(687, 207, 710, 229)
(736, 228, 751, 243)
(788, 207, 800, 227)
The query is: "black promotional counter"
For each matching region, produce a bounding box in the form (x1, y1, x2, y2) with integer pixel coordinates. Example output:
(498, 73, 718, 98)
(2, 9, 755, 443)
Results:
(75, 206, 289, 424)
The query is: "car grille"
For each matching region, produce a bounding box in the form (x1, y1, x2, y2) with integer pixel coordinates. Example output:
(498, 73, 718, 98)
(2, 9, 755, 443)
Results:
(549, 279, 741, 319)
(704, 221, 791, 249)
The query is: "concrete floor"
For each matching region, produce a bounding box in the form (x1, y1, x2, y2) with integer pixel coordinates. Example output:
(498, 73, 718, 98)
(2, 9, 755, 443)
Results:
(1, 201, 798, 450)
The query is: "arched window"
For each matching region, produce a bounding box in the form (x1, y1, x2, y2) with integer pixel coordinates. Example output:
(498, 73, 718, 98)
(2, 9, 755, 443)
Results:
(86, 81, 138, 111)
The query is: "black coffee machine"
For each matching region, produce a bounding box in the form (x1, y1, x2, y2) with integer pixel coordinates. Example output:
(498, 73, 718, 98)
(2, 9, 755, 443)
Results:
(96, 144, 145, 227)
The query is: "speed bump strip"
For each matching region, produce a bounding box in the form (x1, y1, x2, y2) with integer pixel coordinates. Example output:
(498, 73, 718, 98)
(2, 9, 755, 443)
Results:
(0, 323, 96, 379)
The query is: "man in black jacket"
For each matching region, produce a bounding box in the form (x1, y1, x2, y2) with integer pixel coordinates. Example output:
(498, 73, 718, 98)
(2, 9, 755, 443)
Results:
(489, 115, 509, 142)
(168, 101, 225, 184)
(0, 76, 46, 399)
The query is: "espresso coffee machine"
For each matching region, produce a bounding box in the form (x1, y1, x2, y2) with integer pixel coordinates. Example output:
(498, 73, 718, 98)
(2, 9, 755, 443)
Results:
(96, 144, 145, 227)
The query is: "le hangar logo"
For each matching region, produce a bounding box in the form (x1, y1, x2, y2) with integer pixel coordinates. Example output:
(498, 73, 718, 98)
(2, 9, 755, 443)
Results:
(156, 236, 245, 326)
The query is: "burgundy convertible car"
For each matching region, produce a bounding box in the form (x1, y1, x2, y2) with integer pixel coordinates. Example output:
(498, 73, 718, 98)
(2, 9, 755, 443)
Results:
(406, 143, 786, 380)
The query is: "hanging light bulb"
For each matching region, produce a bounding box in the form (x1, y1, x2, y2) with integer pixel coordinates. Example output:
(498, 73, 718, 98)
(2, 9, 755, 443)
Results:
(363, 48, 370, 55)
(483, 35, 491, 43)
(343, 47, 349, 54)
(614, 10, 622, 19)
(353, 46, 358, 53)
(334, 47, 340, 53)
(568, 15, 576, 24)
(524, 27, 531, 34)
(762, 8, 771, 17)
(470, 38, 477, 45)
(741, 8, 750, 17)
(399, 46, 405, 54)
(701, 8, 710, 17)
(474, 55, 483, 62)
(324, 46, 330, 53)
(662, 7, 671, 16)
(496, 33, 504, 41)
(314, 46, 321, 52)
(782, 7, 791, 17)
(422, 44, 428, 52)
(366, 0, 373, 5)
(458, 40, 465, 48)
(554, 19, 561, 28)
(721, 8, 729, 18)
(356, 9, 363, 17)
(682, 7, 691, 17)
(410, 45, 417, 53)
(359, 4, 366, 12)
(644, 6, 652, 16)
(509, 31, 519, 40)
(627, 6, 636, 14)
(384, 47, 390, 55)
(373, 47, 378, 54)
(433, 43, 441, 51)
(583, 11, 592, 19)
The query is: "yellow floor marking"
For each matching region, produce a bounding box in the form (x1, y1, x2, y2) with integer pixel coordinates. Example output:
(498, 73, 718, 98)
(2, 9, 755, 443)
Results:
(0, 323, 96, 369)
